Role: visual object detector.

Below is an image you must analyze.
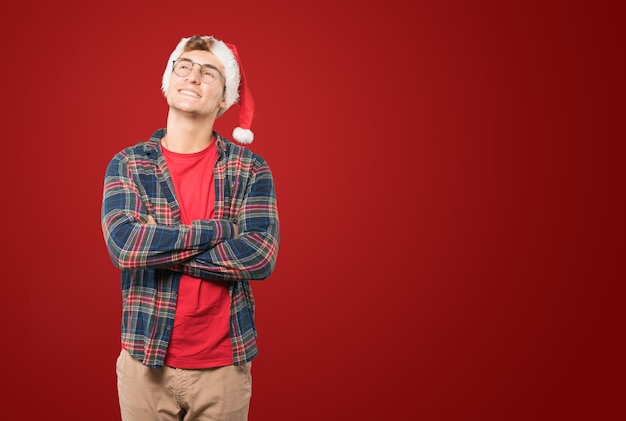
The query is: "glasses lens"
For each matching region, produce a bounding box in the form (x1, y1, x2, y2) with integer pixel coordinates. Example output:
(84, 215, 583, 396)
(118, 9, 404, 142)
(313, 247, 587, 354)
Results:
(173, 59, 192, 77)
(199, 67, 218, 84)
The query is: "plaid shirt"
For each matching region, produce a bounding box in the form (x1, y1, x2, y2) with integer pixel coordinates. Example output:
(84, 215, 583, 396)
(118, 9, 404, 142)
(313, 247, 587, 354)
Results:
(101, 128, 279, 368)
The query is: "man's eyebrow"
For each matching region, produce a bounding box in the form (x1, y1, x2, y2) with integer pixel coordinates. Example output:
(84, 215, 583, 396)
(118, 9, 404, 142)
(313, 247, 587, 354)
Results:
(200, 63, 220, 71)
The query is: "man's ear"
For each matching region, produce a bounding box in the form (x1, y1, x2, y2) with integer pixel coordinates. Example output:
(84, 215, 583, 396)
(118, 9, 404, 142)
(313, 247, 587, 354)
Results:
(219, 95, 228, 111)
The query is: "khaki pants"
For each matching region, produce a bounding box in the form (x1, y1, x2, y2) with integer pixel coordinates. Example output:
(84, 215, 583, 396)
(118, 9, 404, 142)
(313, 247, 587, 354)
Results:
(116, 349, 252, 421)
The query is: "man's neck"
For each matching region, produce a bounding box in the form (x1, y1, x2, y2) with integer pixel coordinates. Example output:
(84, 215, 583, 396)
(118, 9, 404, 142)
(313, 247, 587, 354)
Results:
(164, 111, 216, 153)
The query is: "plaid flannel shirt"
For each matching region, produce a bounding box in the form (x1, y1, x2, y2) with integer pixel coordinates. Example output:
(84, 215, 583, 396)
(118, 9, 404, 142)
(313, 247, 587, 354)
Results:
(101, 128, 279, 368)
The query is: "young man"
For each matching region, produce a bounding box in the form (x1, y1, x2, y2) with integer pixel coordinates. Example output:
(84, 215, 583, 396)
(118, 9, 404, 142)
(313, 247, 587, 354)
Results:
(101, 35, 280, 420)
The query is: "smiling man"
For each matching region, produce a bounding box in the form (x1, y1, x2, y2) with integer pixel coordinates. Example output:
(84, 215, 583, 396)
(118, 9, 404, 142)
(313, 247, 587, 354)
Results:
(101, 35, 280, 421)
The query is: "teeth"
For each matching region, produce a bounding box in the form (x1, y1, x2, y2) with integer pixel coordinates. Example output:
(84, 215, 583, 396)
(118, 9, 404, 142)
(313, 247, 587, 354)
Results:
(180, 90, 199, 97)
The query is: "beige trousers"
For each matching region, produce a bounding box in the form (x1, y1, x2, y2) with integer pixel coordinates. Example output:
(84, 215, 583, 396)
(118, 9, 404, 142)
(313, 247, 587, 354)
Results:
(116, 349, 252, 421)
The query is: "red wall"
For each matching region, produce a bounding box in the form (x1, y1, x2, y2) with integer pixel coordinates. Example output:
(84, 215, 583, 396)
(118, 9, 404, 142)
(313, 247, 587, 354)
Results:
(7, 0, 625, 419)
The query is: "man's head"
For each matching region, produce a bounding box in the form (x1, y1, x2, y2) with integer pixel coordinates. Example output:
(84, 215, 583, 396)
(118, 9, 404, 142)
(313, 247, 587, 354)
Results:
(162, 35, 254, 144)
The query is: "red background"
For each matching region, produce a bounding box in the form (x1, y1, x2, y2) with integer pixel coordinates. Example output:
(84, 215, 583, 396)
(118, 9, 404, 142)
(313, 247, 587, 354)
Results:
(4, 0, 625, 419)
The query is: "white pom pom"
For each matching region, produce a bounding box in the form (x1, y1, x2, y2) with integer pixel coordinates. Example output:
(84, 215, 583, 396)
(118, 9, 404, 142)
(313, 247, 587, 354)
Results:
(233, 127, 254, 144)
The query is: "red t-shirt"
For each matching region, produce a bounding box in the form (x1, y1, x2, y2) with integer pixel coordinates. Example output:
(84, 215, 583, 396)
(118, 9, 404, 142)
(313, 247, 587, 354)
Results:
(161, 140, 233, 368)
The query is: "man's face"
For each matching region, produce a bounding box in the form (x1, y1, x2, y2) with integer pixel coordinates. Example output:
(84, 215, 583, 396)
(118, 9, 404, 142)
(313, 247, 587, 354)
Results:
(166, 49, 227, 118)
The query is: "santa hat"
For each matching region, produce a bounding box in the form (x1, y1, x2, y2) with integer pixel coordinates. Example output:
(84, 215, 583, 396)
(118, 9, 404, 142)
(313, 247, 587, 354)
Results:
(161, 35, 255, 144)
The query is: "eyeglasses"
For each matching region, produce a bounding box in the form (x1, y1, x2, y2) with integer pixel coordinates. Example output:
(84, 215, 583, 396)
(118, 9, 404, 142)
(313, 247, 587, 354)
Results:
(172, 58, 224, 84)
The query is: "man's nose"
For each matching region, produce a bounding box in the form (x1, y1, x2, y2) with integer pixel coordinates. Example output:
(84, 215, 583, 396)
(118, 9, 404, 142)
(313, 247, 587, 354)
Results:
(186, 63, 202, 83)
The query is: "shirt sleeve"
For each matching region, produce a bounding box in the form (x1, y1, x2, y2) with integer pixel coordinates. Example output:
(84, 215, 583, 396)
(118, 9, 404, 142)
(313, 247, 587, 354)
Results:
(101, 152, 235, 270)
(172, 160, 280, 281)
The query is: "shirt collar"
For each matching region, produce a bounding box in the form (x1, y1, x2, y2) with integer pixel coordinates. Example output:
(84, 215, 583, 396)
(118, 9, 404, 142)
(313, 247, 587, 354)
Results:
(144, 128, 228, 158)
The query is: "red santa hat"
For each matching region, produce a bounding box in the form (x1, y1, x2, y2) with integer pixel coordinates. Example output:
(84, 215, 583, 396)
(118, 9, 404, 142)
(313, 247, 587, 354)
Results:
(161, 35, 255, 144)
